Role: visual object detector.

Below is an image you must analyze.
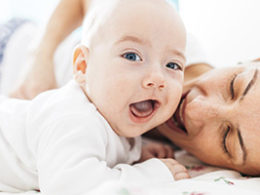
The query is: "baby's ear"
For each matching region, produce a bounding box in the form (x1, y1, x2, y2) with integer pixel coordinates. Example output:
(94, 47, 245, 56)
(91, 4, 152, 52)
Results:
(73, 45, 89, 86)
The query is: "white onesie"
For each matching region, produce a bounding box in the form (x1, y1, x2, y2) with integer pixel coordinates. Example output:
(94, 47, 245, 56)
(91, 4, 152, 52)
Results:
(0, 80, 173, 194)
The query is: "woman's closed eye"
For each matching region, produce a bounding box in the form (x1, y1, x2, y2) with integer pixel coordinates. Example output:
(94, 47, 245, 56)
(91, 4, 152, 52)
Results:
(122, 52, 141, 61)
(222, 125, 232, 157)
(166, 62, 183, 71)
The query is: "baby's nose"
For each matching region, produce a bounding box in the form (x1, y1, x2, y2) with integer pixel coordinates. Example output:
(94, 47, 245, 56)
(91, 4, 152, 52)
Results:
(142, 71, 165, 90)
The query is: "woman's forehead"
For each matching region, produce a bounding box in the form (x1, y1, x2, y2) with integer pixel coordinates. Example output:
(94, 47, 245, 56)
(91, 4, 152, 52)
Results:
(208, 61, 260, 77)
(239, 60, 260, 67)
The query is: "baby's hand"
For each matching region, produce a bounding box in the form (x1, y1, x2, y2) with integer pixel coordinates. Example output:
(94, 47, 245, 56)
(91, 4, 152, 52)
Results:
(139, 143, 174, 162)
(160, 158, 190, 181)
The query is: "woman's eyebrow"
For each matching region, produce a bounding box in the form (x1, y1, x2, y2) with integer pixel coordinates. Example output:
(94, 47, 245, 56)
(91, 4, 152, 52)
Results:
(240, 69, 258, 101)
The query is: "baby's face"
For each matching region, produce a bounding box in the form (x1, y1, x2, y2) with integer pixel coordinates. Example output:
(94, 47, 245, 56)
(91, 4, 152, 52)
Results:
(82, 0, 186, 137)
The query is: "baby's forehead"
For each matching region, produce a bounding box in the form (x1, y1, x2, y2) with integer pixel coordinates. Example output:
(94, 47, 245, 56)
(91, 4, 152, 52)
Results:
(98, 0, 178, 32)
(82, 0, 181, 49)
(90, 0, 176, 23)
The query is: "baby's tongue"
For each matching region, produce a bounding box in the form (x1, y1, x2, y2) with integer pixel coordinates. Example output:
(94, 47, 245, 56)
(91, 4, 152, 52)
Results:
(130, 100, 153, 117)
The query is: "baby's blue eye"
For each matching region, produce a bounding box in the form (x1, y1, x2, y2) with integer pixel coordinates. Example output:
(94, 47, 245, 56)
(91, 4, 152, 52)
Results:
(122, 52, 141, 61)
(166, 62, 182, 71)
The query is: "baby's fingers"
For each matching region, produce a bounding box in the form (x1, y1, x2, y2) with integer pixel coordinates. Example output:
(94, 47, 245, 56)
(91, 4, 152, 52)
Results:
(148, 144, 166, 158)
(160, 159, 190, 181)
(164, 145, 174, 158)
(154, 144, 174, 158)
(171, 163, 190, 180)
(174, 171, 190, 180)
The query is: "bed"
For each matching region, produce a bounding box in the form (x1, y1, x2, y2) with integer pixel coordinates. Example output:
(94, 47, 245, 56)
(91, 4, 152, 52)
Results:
(87, 150, 260, 195)
(0, 149, 259, 195)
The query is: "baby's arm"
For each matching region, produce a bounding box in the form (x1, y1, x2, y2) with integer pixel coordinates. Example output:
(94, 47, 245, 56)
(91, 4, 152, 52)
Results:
(32, 115, 175, 194)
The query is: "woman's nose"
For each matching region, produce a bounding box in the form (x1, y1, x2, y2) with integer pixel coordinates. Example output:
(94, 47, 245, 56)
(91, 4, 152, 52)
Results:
(142, 70, 165, 90)
(185, 95, 220, 130)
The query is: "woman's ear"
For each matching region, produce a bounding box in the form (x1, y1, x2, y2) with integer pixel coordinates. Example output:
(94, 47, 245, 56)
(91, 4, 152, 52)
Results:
(73, 45, 89, 86)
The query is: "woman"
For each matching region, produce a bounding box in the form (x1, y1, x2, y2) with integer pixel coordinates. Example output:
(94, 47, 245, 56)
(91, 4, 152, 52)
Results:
(2, 0, 260, 176)
(158, 60, 260, 176)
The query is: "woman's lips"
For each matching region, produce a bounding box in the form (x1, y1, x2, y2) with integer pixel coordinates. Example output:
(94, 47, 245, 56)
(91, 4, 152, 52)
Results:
(166, 93, 188, 135)
(129, 100, 160, 123)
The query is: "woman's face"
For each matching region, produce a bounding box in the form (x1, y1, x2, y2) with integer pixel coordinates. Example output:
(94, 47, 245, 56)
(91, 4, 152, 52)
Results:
(158, 61, 260, 175)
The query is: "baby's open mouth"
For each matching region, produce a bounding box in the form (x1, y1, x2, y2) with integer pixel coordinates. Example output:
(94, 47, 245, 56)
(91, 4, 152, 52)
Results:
(129, 100, 159, 123)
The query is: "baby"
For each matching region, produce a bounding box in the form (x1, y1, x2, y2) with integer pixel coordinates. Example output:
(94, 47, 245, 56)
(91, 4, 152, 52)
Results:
(0, 0, 187, 194)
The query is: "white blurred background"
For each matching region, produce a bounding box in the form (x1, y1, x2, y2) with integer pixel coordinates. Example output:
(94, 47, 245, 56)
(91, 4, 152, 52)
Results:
(0, 0, 59, 24)
(180, 0, 260, 67)
(1, 0, 260, 67)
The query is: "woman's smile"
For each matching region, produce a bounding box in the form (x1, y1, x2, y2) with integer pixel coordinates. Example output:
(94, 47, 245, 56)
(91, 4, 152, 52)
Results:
(166, 93, 188, 135)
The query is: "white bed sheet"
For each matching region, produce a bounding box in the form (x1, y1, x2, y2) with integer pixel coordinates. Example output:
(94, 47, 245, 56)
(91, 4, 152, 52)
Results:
(1, 150, 259, 195)
(89, 150, 260, 195)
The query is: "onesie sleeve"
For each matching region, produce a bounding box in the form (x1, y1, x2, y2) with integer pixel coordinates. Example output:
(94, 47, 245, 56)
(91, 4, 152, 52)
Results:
(32, 114, 174, 195)
(114, 158, 174, 183)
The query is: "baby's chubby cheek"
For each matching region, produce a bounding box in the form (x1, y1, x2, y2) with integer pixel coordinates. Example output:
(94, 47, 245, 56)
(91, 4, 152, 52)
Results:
(154, 87, 182, 127)
(167, 82, 183, 108)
